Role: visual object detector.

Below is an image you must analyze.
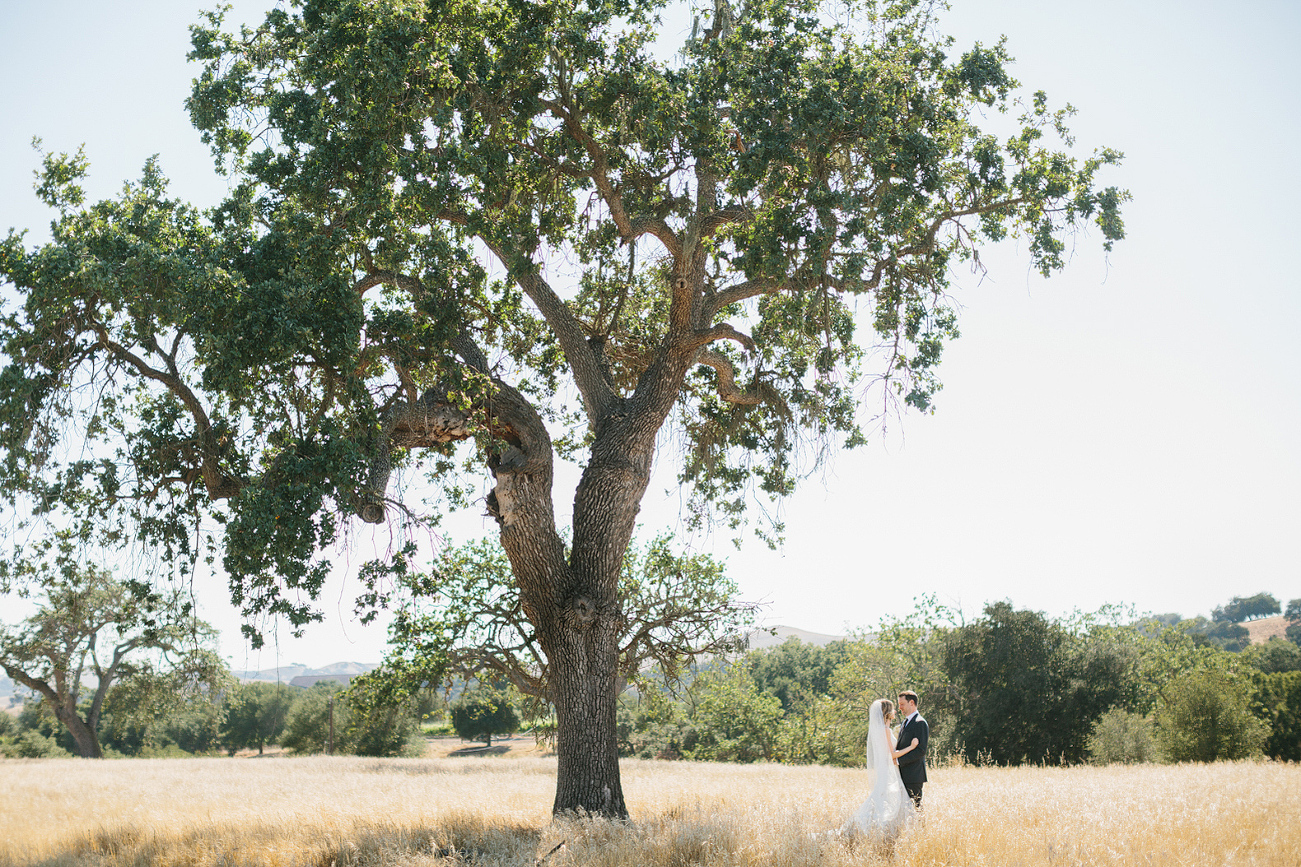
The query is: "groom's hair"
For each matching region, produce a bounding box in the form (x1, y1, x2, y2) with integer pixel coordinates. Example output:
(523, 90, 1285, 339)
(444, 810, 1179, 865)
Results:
(898, 690, 919, 708)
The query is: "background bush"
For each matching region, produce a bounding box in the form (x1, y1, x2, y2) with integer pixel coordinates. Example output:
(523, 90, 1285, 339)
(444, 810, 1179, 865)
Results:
(1087, 709, 1158, 765)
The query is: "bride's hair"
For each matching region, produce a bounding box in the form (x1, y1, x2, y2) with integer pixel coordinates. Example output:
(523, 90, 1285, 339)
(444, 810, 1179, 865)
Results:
(879, 699, 894, 719)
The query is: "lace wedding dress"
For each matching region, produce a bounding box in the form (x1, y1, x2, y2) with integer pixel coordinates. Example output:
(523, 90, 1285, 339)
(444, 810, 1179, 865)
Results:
(842, 699, 915, 840)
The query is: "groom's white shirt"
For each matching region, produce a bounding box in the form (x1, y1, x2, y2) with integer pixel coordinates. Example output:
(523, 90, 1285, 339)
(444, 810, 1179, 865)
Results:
(903, 711, 918, 726)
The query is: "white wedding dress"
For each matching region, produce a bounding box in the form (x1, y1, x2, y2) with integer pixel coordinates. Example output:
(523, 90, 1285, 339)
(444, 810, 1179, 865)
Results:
(842, 699, 915, 840)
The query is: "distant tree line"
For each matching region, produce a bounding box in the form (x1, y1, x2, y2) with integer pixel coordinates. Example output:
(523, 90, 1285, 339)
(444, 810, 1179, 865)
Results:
(616, 594, 1301, 766)
(0, 673, 451, 760)
(4, 557, 1298, 767)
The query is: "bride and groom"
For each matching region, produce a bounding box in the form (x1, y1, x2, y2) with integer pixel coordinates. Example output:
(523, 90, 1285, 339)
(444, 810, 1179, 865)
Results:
(843, 690, 928, 840)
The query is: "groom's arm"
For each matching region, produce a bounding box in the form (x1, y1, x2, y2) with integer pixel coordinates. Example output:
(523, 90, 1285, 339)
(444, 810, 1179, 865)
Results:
(897, 720, 928, 767)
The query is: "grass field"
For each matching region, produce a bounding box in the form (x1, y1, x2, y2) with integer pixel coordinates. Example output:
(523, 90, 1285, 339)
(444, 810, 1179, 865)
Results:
(1, 754, 1297, 866)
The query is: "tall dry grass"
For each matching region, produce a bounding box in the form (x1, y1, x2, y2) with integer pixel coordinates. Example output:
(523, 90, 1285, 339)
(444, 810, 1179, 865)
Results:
(1, 755, 1297, 866)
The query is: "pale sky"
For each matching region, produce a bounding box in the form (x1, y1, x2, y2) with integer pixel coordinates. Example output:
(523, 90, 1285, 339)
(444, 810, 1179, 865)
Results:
(1, 0, 1298, 671)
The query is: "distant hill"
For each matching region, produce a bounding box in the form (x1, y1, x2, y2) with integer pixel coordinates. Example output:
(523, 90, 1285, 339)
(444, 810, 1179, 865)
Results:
(231, 661, 380, 684)
(745, 625, 848, 651)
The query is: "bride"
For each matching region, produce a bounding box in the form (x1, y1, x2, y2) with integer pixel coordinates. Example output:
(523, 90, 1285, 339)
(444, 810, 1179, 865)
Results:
(842, 698, 917, 840)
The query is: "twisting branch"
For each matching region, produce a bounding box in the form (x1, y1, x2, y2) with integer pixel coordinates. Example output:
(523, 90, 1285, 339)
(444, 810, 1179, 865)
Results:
(357, 397, 475, 524)
(694, 349, 763, 406)
(351, 270, 556, 527)
(690, 323, 755, 353)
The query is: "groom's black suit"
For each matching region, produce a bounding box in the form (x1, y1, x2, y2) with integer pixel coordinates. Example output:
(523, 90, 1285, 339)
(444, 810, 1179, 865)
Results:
(896, 712, 928, 807)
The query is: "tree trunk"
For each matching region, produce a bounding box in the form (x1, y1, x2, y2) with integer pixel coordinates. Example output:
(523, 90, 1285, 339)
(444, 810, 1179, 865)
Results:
(543, 419, 652, 818)
(468, 353, 667, 817)
(55, 705, 103, 758)
(548, 616, 626, 817)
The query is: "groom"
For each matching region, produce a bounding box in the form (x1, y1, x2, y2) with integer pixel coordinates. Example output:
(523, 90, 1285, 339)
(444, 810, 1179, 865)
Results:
(896, 690, 928, 808)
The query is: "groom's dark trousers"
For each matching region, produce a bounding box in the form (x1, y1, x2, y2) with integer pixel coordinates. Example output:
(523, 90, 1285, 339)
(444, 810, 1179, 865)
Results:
(896, 713, 929, 808)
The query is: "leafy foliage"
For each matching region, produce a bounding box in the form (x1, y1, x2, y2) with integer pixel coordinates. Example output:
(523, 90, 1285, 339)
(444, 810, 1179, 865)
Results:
(362, 533, 757, 704)
(219, 681, 296, 755)
(745, 636, 850, 713)
(280, 680, 423, 757)
(940, 602, 1141, 765)
(682, 663, 783, 763)
(1086, 708, 1157, 765)
(1177, 616, 1250, 652)
(1250, 671, 1301, 762)
(1240, 638, 1301, 675)
(0, 0, 1126, 633)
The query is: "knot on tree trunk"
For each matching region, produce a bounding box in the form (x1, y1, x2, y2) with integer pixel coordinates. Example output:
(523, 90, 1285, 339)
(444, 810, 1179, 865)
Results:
(564, 596, 598, 629)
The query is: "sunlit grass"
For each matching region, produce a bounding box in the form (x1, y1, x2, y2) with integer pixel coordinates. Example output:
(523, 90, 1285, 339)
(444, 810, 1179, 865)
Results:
(1, 755, 1297, 866)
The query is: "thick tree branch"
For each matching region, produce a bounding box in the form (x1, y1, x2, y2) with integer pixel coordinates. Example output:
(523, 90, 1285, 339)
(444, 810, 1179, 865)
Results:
(689, 323, 755, 353)
(481, 241, 616, 420)
(702, 279, 781, 324)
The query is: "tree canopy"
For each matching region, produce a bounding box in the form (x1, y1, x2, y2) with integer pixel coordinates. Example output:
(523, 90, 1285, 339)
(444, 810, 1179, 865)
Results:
(941, 602, 1139, 764)
(1212, 593, 1280, 624)
(0, 0, 1124, 814)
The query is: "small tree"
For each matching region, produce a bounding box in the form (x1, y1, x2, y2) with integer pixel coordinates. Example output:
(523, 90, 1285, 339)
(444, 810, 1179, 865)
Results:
(685, 663, 782, 763)
(356, 533, 756, 715)
(451, 685, 521, 747)
(1285, 599, 1301, 646)
(1155, 669, 1266, 762)
(0, 553, 224, 758)
(942, 602, 1138, 765)
(280, 681, 350, 755)
(97, 659, 232, 756)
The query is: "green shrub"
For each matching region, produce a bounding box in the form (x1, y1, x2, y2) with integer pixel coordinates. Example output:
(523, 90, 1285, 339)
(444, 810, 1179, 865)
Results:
(0, 729, 71, 758)
(1087, 709, 1158, 765)
(1156, 669, 1267, 762)
(685, 666, 782, 763)
(351, 705, 424, 758)
(219, 681, 296, 755)
(616, 691, 697, 760)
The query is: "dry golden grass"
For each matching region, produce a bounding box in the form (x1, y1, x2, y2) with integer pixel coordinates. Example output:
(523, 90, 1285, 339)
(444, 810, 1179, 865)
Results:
(1245, 616, 1287, 644)
(0, 755, 1297, 867)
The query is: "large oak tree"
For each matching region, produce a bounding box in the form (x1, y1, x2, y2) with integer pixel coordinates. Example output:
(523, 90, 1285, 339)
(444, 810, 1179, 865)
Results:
(0, 0, 1124, 814)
